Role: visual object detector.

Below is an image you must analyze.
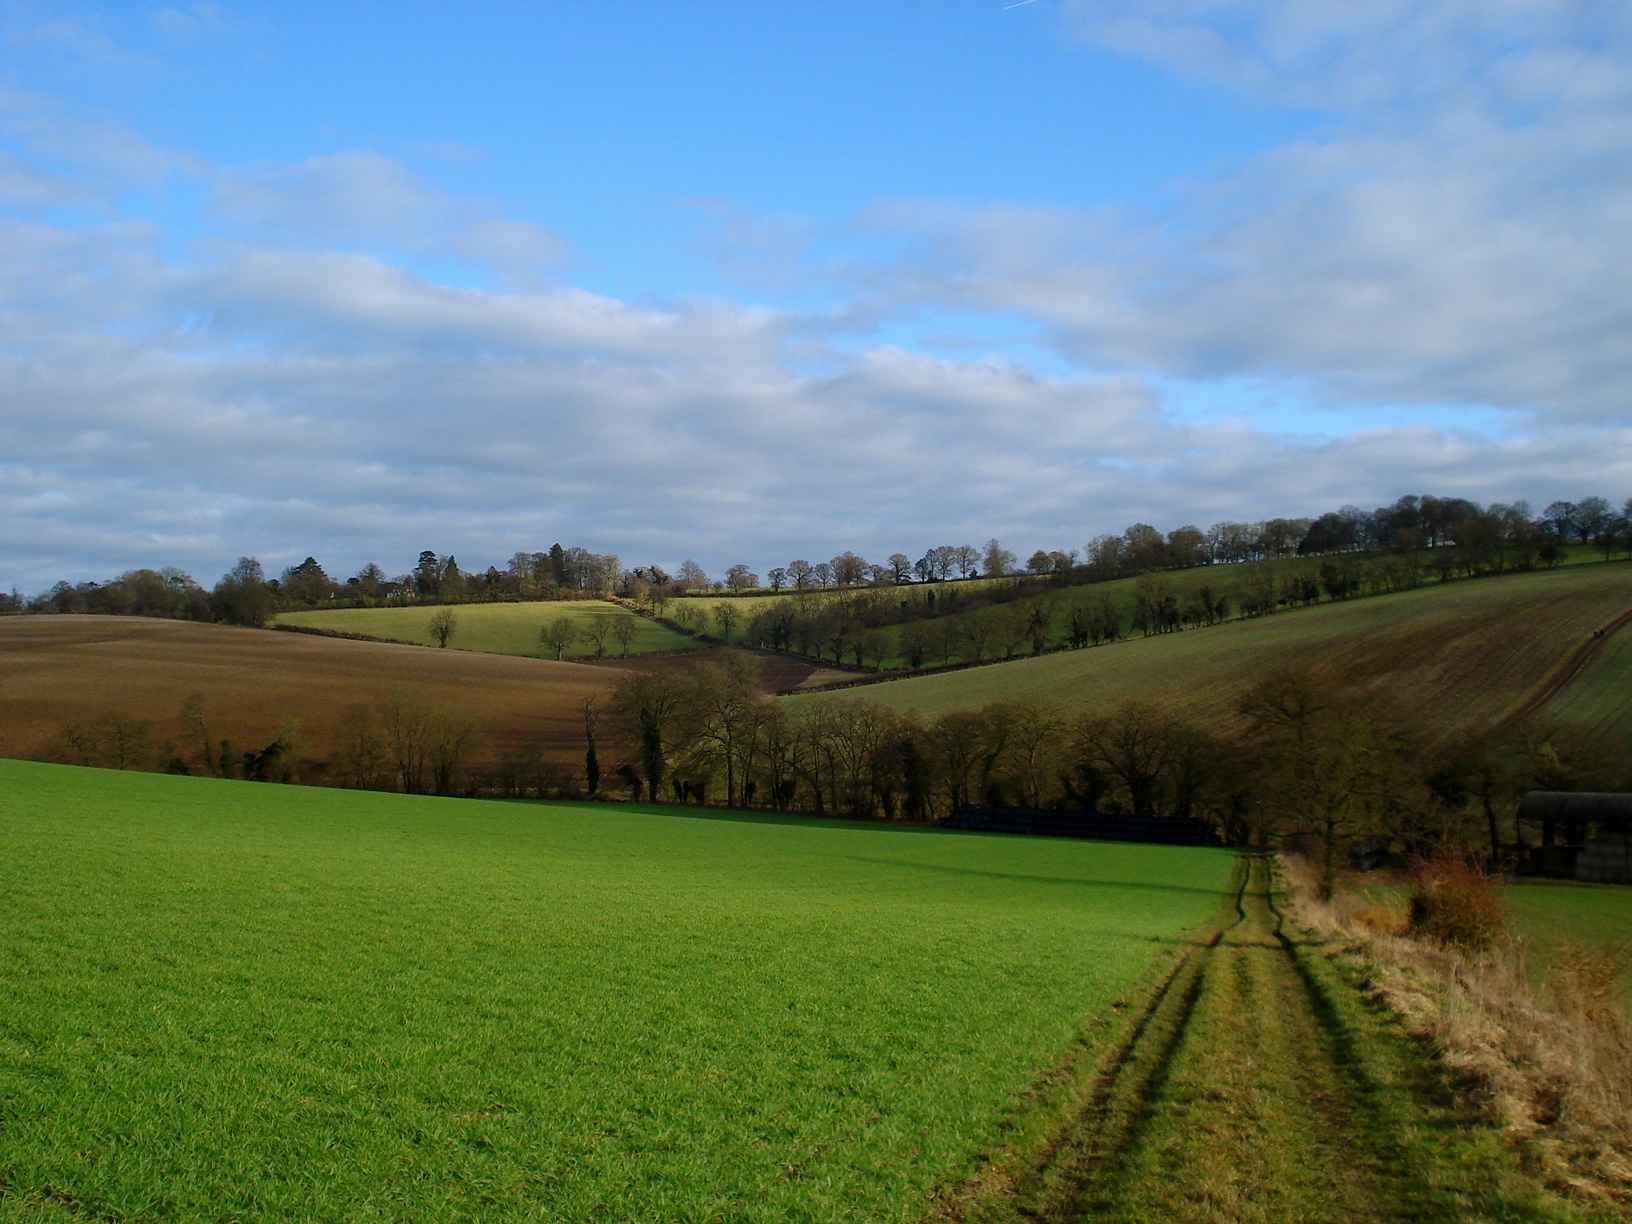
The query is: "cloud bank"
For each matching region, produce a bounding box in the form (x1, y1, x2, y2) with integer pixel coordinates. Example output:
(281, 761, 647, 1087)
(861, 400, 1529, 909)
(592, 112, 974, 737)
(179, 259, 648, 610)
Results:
(2, 1, 1630, 590)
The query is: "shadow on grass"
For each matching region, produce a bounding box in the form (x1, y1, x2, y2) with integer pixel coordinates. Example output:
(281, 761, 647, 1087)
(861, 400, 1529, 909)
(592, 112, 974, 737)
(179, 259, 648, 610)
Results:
(519, 798, 957, 835)
(838, 854, 1230, 895)
(521, 799, 1237, 861)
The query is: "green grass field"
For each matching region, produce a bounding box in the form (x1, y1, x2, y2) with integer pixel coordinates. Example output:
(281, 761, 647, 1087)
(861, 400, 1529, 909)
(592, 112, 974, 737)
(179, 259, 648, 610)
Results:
(275, 600, 694, 660)
(792, 564, 1632, 740)
(1545, 622, 1632, 751)
(1507, 882, 1632, 1007)
(0, 760, 1233, 1223)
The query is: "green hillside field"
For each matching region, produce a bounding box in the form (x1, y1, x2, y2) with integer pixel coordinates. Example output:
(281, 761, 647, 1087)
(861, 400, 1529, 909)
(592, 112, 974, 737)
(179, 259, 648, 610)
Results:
(1507, 882, 1632, 1009)
(685, 545, 1616, 671)
(790, 563, 1632, 742)
(275, 599, 693, 659)
(0, 759, 1233, 1223)
(1545, 621, 1632, 752)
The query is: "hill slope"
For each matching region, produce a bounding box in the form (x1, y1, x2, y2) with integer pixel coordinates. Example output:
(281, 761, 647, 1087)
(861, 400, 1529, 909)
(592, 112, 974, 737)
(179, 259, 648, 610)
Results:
(276, 599, 694, 659)
(1544, 614, 1632, 751)
(793, 564, 1632, 743)
(0, 616, 616, 768)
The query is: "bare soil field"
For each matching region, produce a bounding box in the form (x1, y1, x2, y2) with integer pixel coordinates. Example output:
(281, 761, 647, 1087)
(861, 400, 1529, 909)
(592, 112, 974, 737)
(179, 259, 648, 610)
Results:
(0, 616, 618, 768)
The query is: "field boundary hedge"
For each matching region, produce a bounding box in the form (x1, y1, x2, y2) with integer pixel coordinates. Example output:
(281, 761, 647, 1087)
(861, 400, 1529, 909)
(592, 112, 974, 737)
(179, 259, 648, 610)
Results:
(270, 623, 403, 645)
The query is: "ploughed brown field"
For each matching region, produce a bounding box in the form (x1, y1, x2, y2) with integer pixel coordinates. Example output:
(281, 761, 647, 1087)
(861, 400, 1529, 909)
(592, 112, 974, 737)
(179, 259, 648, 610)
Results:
(0, 616, 620, 768)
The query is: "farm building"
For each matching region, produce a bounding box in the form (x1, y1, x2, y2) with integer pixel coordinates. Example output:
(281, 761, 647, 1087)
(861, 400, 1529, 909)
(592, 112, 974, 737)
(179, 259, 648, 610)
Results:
(1515, 792, 1632, 885)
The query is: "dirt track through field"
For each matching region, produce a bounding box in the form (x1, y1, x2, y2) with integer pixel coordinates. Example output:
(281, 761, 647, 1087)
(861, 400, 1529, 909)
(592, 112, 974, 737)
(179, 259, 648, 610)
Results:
(950, 858, 1459, 1224)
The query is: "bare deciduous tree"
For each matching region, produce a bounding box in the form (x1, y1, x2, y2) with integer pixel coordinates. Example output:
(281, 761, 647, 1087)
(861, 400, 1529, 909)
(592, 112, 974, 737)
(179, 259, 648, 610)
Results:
(334, 703, 390, 790)
(540, 615, 579, 660)
(582, 615, 616, 659)
(712, 603, 740, 639)
(582, 695, 602, 795)
(677, 559, 709, 591)
(611, 616, 639, 657)
(428, 607, 458, 648)
(610, 667, 692, 802)
(427, 709, 481, 796)
(378, 692, 434, 794)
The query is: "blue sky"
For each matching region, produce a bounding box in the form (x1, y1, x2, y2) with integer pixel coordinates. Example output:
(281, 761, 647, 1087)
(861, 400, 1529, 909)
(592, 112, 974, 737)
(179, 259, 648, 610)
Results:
(3, 1, 1629, 589)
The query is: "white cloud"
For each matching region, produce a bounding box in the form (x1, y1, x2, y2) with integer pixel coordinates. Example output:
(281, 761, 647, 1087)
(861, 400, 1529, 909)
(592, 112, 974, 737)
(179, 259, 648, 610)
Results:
(1064, 0, 1625, 115)
(4, 191, 1625, 591)
(844, 1, 1632, 424)
(0, 150, 94, 210)
(209, 152, 571, 284)
(3, 2, 1631, 591)
(0, 90, 204, 188)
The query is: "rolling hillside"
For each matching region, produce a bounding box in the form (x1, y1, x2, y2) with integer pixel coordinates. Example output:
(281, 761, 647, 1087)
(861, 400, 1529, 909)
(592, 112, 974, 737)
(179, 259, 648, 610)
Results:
(0, 616, 618, 769)
(684, 545, 1612, 670)
(791, 563, 1632, 744)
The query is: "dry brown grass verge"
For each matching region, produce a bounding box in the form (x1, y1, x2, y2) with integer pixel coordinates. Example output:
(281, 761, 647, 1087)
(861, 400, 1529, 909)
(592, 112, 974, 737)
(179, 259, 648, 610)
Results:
(1279, 851, 1632, 1210)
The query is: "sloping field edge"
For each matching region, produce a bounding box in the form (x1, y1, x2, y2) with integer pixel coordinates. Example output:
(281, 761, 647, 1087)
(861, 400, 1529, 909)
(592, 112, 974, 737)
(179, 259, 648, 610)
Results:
(1508, 600, 1632, 726)
(781, 563, 1632, 702)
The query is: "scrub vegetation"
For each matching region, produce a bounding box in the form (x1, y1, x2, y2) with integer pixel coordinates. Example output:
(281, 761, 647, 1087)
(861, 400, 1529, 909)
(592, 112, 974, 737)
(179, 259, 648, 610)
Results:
(1281, 855, 1632, 1212)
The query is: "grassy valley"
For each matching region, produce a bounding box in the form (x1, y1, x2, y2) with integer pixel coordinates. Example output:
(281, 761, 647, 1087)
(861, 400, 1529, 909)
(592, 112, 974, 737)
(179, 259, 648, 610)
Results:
(2, 763, 1613, 1222)
(2, 554, 1630, 1222)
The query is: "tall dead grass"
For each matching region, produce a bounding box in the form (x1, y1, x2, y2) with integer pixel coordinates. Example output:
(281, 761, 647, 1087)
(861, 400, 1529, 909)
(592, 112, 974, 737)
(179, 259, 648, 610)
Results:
(1278, 851, 1632, 1207)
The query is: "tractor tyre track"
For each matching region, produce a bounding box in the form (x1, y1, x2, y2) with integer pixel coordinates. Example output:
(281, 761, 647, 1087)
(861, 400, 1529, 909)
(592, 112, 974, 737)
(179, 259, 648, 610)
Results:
(941, 856, 1497, 1224)
(963, 861, 1250, 1223)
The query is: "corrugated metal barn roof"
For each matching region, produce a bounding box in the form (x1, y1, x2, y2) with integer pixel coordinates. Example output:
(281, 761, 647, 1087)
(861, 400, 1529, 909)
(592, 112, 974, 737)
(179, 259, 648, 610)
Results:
(1516, 791, 1632, 825)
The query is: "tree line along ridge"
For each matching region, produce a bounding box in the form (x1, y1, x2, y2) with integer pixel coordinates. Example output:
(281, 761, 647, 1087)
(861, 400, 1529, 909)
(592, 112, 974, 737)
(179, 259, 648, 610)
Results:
(6, 492, 1627, 627)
